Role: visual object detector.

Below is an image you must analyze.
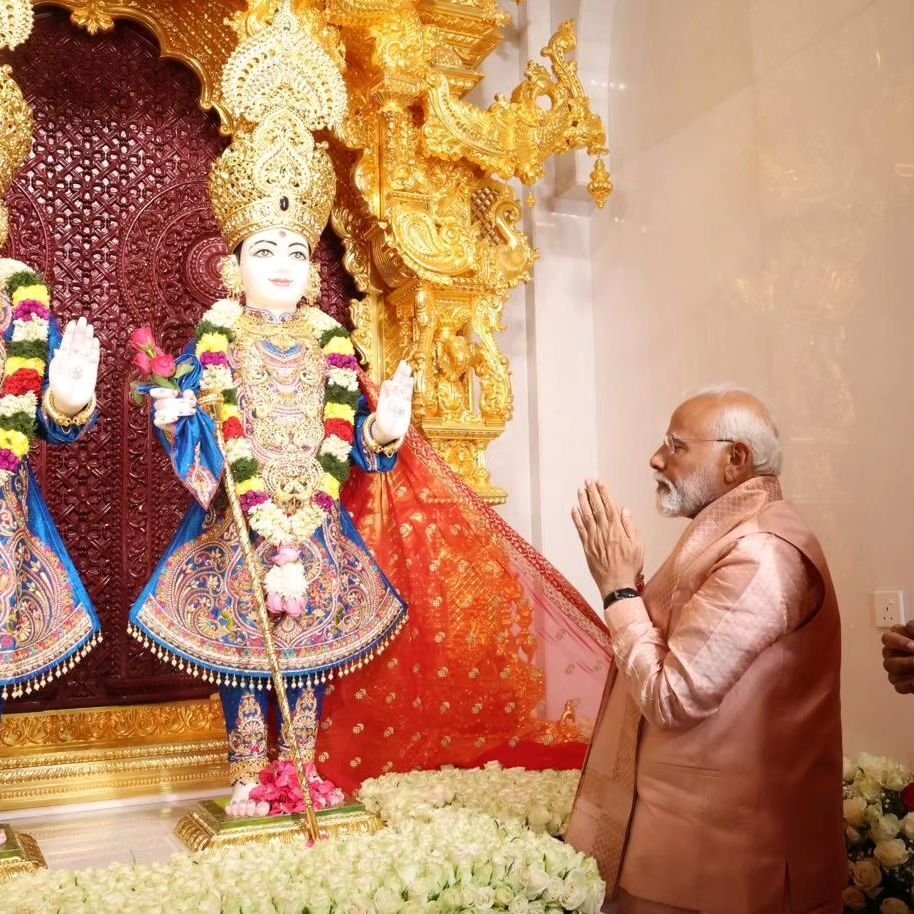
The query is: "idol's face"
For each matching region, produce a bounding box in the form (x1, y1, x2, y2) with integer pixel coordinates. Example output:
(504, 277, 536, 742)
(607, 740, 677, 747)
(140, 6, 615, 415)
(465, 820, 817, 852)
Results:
(239, 228, 311, 312)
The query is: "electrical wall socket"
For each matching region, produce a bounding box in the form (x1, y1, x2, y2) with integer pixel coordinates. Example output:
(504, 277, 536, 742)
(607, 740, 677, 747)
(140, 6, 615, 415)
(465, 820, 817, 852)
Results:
(872, 591, 906, 628)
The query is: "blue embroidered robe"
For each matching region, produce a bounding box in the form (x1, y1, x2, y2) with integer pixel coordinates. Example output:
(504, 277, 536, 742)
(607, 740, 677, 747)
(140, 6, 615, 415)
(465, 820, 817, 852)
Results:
(0, 317, 101, 700)
(129, 311, 406, 687)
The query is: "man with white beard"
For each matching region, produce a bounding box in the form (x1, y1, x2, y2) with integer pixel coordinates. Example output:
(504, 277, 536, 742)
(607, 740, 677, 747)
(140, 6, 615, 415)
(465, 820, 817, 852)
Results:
(565, 387, 845, 914)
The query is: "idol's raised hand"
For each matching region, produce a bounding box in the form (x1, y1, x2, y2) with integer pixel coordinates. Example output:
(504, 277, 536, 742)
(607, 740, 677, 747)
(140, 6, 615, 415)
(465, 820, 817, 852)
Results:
(372, 361, 414, 445)
(47, 317, 100, 415)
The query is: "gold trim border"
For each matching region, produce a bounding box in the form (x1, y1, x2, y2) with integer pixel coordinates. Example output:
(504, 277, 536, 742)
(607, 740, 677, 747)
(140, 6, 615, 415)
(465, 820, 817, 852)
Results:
(0, 698, 229, 811)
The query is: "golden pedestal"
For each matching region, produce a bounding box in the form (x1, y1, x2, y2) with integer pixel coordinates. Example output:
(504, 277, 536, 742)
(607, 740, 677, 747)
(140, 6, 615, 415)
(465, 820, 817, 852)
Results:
(0, 825, 46, 884)
(175, 797, 383, 852)
(0, 699, 229, 811)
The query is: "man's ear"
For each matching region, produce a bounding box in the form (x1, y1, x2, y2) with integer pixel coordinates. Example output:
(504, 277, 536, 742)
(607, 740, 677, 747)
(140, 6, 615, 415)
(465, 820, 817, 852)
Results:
(724, 441, 752, 483)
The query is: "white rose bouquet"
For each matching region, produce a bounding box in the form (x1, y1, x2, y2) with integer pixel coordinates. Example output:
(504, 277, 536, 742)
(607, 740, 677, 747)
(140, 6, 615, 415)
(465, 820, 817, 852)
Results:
(843, 754, 914, 913)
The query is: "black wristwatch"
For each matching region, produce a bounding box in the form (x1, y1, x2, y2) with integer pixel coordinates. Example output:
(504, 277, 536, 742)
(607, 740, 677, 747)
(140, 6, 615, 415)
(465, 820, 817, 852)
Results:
(602, 587, 640, 609)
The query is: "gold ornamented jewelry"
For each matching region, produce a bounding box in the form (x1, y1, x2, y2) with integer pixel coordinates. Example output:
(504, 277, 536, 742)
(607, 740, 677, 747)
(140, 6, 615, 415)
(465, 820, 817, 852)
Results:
(208, 0, 347, 253)
(305, 265, 321, 305)
(219, 254, 244, 300)
(228, 757, 267, 787)
(220, 0, 347, 131)
(0, 0, 33, 52)
(364, 413, 403, 458)
(42, 391, 96, 428)
(210, 110, 335, 253)
(234, 310, 326, 509)
(0, 65, 33, 248)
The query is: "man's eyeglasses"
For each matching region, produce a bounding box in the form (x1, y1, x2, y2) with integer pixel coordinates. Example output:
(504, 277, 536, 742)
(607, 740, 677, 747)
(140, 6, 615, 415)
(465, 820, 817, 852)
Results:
(661, 434, 735, 456)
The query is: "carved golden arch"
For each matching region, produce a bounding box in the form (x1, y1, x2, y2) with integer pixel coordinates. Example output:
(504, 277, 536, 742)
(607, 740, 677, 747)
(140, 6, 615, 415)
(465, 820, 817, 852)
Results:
(22, 0, 609, 503)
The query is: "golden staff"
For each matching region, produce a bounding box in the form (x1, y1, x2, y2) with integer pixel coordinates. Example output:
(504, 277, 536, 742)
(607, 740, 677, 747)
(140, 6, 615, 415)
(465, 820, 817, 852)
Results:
(198, 391, 321, 844)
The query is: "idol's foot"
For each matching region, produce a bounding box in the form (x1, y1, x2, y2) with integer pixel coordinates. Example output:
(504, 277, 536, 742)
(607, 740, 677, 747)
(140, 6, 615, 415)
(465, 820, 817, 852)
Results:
(225, 780, 270, 818)
(304, 762, 346, 810)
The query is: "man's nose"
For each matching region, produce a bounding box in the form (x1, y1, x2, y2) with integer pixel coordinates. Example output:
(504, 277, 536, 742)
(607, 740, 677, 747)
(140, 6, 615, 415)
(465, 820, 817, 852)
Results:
(649, 448, 665, 471)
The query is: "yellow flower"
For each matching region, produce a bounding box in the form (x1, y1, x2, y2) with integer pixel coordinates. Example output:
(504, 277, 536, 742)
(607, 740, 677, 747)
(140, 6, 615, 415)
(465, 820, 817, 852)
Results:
(196, 332, 230, 355)
(11, 284, 50, 306)
(0, 428, 31, 458)
(236, 475, 266, 496)
(219, 402, 241, 422)
(323, 335, 355, 357)
(320, 473, 341, 501)
(4, 356, 45, 377)
(324, 402, 355, 423)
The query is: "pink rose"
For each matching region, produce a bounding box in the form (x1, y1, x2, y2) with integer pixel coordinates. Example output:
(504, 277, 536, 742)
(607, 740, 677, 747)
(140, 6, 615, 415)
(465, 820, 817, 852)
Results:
(129, 326, 176, 380)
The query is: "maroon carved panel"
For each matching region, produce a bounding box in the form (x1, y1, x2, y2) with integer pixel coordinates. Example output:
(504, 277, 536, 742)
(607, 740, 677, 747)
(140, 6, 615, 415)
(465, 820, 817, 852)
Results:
(1, 10, 357, 712)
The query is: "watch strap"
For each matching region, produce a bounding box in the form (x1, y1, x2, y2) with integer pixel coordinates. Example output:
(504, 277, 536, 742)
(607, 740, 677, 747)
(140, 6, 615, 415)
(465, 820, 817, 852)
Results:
(602, 587, 640, 610)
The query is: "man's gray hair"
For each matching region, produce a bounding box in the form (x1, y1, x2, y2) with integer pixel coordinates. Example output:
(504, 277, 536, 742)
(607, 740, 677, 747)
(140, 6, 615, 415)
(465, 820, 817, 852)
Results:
(687, 385, 783, 476)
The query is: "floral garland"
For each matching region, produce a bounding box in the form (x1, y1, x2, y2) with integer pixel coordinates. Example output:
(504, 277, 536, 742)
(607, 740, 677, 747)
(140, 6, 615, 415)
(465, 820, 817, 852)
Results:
(0, 269, 51, 487)
(194, 299, 360, 615)
(4, 769, 605, 914)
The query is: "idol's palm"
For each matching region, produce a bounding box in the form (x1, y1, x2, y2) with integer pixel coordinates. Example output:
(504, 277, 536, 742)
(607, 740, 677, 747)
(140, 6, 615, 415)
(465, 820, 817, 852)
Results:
(48, 316, 100, 413)
(373, 360, 414, 443)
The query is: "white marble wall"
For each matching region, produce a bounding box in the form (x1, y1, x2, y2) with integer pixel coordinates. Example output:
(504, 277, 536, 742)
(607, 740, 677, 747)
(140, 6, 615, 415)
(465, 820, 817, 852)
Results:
(485, 1, 604, 599)
(592, 0, 914, 763)
(489, 0, 913, 762)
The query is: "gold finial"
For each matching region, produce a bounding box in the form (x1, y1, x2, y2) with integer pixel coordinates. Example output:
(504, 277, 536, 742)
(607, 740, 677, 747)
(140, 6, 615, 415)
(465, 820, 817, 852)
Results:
(0, 66, 33, 247)
(0, 0, 33, 51)
(587, 156, 614, 209)
(559, 699, 578, 726)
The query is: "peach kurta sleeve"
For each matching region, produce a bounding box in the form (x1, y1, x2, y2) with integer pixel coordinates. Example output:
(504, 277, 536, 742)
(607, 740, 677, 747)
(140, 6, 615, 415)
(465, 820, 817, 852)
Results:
(605, 533, 822, 731)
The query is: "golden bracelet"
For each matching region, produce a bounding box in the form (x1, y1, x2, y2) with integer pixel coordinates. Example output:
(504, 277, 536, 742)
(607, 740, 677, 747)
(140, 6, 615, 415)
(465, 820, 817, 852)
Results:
(364, 413, 403, 457)
(43, 391, 97, 428)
